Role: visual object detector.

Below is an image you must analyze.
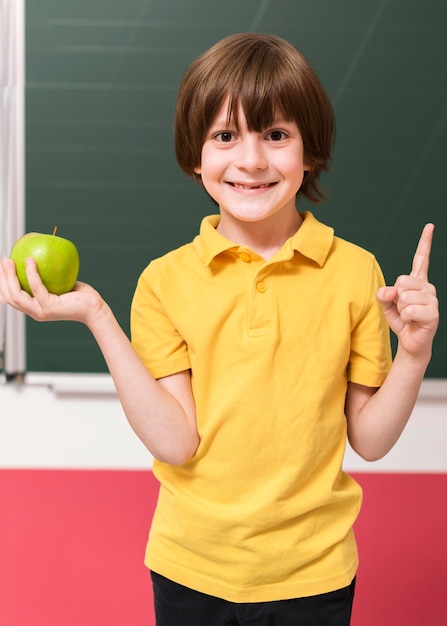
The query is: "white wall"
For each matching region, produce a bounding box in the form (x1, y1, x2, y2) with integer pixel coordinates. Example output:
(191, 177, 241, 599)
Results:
(0, 373, 153, 469)
(1, 374, 446, 471)
(343, 379, 447, 472)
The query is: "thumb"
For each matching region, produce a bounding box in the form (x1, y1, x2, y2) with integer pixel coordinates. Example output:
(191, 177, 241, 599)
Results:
(376, 286, 397, 304)
(376, 286, 401, 332)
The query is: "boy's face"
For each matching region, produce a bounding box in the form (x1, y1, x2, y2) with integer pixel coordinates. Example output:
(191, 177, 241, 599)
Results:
(194, 96, 310, 231)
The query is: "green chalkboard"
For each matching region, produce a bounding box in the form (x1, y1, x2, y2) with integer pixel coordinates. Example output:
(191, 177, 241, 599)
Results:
(25, 0, 446, 376)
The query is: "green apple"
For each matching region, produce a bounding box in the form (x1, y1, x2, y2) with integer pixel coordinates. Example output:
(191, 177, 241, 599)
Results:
(10, 227, 80, 296)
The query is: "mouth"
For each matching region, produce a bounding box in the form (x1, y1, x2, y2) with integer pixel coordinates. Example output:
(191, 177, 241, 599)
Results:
(228, 182, 277, 190)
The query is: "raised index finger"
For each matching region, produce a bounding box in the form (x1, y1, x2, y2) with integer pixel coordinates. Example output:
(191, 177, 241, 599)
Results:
(410, 223, 434, 280)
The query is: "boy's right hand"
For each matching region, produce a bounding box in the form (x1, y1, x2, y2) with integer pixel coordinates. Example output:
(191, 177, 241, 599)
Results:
(0, 256, 105, 327)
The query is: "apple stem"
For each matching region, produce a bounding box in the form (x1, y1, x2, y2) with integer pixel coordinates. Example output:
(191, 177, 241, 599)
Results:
(52, 226, 58, 236)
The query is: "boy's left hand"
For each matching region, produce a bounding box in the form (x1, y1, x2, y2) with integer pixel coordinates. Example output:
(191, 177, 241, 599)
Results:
(376, 223, 439, 361)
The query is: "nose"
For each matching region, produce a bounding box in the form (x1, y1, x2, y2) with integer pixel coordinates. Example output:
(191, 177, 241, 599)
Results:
(234, 134, 268, 172)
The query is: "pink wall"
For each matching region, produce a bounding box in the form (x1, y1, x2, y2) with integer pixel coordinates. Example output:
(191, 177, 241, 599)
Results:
(1, 470, 446, 625)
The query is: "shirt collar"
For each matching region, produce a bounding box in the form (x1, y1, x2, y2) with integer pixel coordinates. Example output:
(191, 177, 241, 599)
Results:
(193, 215, 237, 266)
(289, 211, 334, 266)
(194, 212, 334, 267)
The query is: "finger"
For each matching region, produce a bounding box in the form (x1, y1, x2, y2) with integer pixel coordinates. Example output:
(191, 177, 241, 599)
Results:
(0, 259, 8, 303)
(376, 286, 397, 303)
(1, 258, 22, 296)
(411, 223, 434, 280)
(0, 258, 35, 309)
(376, 290, 403, 335)
(25, 257, 48, 297)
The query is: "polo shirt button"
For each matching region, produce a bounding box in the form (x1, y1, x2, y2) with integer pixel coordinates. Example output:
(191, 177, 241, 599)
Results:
(256, 281, 267, 293)
(239, 252, 251, 263)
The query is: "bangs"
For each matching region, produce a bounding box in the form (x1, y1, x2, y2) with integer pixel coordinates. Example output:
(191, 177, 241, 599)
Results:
(208, 40, 299, 132)
(226, 83, 292, 132)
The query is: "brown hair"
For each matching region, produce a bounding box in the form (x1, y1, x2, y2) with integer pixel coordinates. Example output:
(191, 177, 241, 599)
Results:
(175, 33, 335, 203)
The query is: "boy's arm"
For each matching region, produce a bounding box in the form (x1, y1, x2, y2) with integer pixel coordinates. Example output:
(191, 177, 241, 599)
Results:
(86, 301, 199, 465)
(0, 257, 199, 465)
(345, 224, 439, 461)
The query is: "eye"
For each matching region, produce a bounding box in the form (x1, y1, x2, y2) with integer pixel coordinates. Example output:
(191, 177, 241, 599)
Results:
(266, 130, 287, 141)
(215, 131, 236, 143)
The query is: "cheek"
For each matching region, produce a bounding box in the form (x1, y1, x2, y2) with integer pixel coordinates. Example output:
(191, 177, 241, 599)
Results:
(197, 150, 223, 183)
(193, 150, 203, 176)
(282, 157, 307, 183)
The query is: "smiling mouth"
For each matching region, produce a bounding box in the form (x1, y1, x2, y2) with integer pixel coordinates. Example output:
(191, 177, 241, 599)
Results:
(229, 182, 276, 190)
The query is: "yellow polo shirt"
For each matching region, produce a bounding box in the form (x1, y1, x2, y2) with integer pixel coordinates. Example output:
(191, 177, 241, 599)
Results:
(131, 211, 392, 602)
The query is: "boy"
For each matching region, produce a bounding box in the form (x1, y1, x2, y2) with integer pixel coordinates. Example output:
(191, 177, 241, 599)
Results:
(0, 33, 439, 625)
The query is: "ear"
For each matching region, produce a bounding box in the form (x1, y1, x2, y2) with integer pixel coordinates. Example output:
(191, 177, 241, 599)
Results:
(302, 151, 313, 172)
(303, 160, 313, 172)
(194, 164, 201, 175)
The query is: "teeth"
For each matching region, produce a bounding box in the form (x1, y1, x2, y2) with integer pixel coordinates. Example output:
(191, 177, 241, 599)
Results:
(232, 183, 271, 189)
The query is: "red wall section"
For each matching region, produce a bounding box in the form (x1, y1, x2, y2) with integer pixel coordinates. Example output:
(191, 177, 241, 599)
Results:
(0, 470, 157, 626)
(352, 473, 447, 626)
(1, 470, 446, 626)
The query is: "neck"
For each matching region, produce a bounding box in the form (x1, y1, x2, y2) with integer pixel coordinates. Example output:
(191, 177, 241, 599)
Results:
(217, 210, 303, 260)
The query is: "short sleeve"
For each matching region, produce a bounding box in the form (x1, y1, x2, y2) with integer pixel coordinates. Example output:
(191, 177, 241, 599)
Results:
(347, 257, 392, 387)
(130, 263, 191, 379)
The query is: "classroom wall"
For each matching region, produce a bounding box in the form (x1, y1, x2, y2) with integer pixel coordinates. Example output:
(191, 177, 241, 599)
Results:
(21, 0, 447, 377)
(2, 3, 446, 623)
(1, 375, 446, 471)
(1, 376, 447, 626)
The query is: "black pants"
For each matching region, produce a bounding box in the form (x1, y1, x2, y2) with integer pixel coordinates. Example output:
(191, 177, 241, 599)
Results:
(151, 571, 356, 626)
